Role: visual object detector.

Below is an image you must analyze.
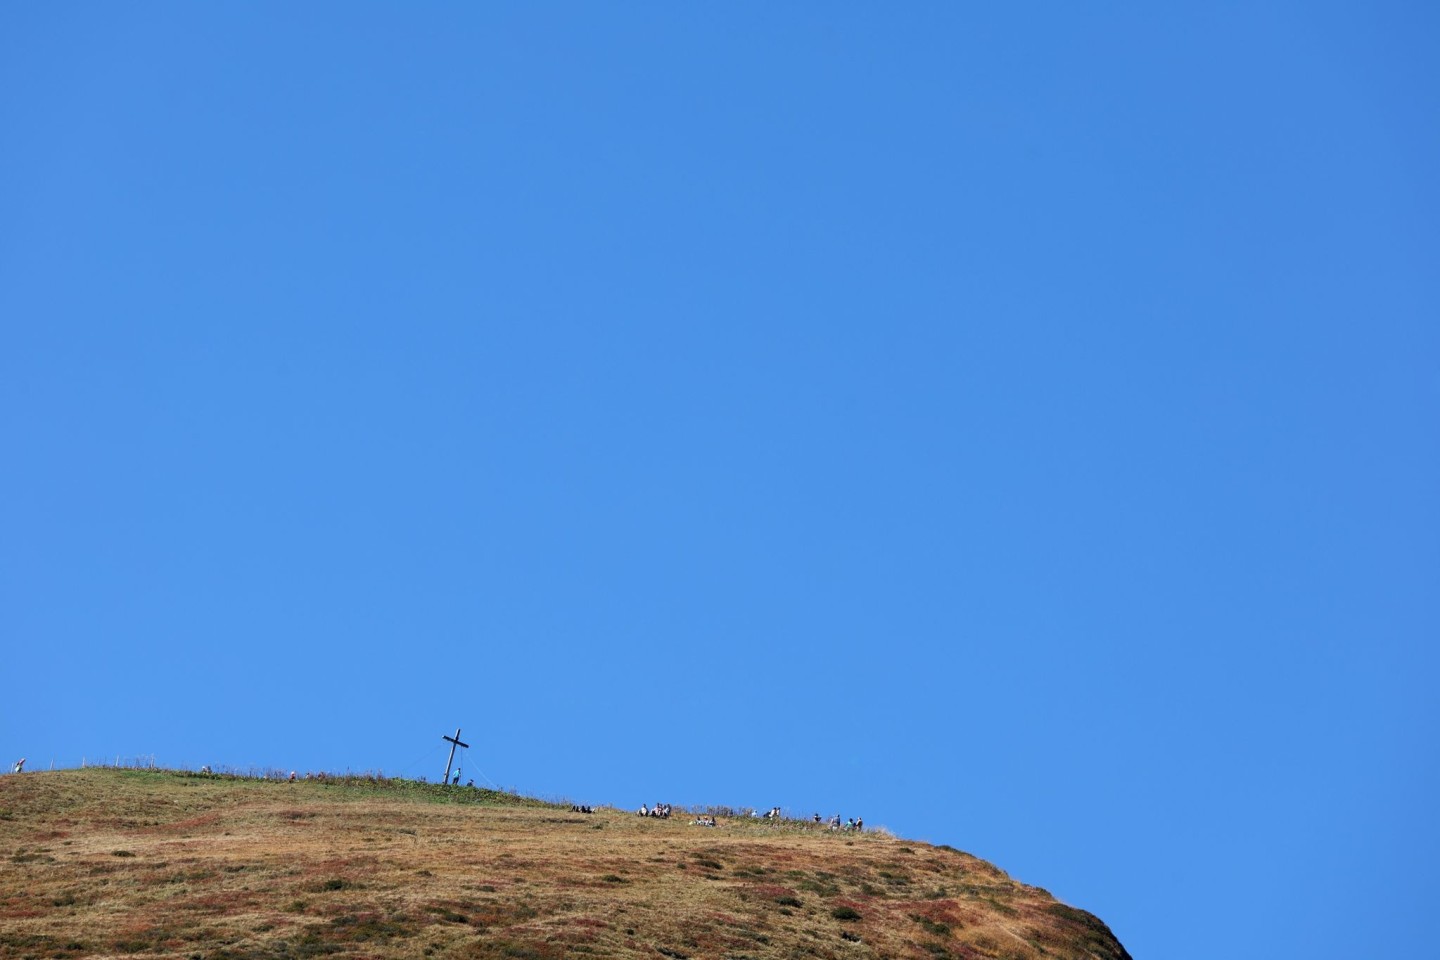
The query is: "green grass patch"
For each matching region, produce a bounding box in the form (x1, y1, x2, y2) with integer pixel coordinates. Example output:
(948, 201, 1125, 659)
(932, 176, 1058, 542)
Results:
(912, 914, 951, 937)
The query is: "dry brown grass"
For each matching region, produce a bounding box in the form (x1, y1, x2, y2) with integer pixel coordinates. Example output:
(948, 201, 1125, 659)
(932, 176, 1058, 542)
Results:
(0, 770, 1129, 960)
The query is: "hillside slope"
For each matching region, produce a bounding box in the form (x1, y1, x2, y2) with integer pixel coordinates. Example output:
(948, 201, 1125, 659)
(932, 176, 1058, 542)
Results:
(0, 770, 1130, 960)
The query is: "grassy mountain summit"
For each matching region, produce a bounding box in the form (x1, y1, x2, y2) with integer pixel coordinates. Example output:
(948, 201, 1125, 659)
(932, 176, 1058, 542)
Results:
(0, 769, 1130, 960)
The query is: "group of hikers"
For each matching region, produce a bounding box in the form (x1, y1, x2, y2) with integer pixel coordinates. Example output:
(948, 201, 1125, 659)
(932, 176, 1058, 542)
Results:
(772, 809, 864, 831)
(570, 804, 596, 814)
(629, 801, 864, 832)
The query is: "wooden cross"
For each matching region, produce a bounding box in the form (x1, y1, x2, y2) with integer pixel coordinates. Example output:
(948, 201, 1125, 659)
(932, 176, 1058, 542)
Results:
(441, 728, 469, 786)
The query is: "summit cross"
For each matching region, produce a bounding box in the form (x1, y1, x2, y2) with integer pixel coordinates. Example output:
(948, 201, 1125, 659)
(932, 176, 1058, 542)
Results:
(441, 728, 469, 786)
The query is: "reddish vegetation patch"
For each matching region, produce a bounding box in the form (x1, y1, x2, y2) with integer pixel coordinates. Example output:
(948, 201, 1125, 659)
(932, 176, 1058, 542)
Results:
(569, 917, 608, 929)
(150, 813, 225, 833)
(560, 925, 601, 944)
(179, 892, 248, 914)
(899, 899, 965, 924)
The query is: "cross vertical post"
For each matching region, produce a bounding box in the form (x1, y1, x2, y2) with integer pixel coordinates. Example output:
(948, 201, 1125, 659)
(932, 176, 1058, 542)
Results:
(441, 728, 469, 786)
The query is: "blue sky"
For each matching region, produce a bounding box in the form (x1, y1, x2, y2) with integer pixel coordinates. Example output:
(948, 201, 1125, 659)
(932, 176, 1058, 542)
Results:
(3, 4, 1436, 958)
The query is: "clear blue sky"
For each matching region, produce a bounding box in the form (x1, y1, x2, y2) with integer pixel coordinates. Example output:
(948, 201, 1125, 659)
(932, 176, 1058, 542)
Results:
(3, 4, 1436, 958)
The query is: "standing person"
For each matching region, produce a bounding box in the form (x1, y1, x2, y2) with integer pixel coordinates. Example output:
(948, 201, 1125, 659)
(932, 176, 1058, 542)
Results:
(11, 758, 24, 773)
